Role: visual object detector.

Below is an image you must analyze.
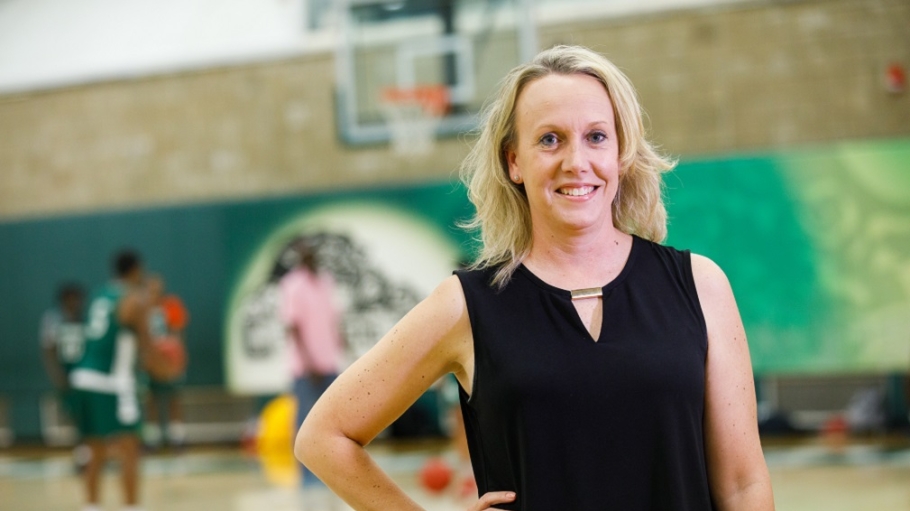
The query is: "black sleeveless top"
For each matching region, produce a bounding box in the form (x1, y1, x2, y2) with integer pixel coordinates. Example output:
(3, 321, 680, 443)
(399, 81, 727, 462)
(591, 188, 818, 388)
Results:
(455, 236, 714, 510)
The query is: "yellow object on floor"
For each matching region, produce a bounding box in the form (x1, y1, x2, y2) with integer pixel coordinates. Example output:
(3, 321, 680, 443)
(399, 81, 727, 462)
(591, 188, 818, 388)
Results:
(257, 394, 299, 487)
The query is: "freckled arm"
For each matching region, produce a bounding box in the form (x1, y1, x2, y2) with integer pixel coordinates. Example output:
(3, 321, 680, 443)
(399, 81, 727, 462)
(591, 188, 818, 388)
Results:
(693, 254, 775, 511)
(294, 276, 473, 510)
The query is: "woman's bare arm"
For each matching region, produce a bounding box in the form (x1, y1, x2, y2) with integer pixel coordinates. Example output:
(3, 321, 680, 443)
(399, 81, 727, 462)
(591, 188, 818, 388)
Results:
(692, 254, 775, 511)
(295, 275, 480, 510)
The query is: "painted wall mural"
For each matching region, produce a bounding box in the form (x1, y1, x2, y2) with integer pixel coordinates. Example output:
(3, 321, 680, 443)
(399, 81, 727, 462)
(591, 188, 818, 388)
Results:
(225, 203, 461, 394)
(667, 138, 910, 373)
(0, 138, 908, 434)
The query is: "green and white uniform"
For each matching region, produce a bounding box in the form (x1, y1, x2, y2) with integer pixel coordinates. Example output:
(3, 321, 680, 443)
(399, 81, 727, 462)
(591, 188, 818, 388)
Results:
(40, 308, 86, 417)
(40, 309, 86, 372)
(69, 283, 141, 437)
(148, 306, 182, 392)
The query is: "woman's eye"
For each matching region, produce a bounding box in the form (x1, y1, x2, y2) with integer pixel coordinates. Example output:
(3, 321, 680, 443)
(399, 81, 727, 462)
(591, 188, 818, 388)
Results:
(539, 134, 558, 146)
(589, 131, 607, 143)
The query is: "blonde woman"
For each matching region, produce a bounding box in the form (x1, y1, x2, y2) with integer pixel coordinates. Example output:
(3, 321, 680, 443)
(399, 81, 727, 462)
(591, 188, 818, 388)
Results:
(295, 45, 774, 511)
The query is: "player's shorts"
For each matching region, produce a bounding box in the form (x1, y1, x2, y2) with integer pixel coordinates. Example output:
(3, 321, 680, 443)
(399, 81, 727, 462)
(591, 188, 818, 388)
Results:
(148, 374, 184, 395)
(57, 387, 81, 420)
(70, 389, 142, 438)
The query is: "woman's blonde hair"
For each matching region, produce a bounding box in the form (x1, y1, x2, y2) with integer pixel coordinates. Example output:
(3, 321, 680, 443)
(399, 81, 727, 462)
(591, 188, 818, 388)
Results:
(460, 44, 675, 287)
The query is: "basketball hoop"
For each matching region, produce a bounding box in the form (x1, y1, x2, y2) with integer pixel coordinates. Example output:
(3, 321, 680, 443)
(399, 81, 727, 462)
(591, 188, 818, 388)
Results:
(379, 85, 450, 157)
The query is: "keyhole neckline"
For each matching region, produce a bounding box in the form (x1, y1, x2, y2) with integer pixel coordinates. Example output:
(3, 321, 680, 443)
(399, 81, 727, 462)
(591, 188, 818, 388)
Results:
(515, 235, 640, 299)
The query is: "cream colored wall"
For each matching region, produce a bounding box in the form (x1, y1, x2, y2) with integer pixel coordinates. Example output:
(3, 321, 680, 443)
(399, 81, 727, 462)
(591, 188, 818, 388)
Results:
(0, 55, 469, 219)
(540, 0, 910, 155)
(0, 0, 907, 220)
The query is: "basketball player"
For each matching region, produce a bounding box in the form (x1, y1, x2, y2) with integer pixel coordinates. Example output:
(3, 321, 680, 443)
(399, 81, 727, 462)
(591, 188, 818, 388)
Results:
(40, 282, 86, 393)
(69, 250, 173, 511)
(143, 275, 189, 451)
(40, 282, 89, 468)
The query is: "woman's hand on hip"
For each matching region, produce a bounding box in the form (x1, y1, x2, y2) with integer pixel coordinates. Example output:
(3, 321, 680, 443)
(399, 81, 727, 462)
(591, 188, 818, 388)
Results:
(468, 491, 517, 510)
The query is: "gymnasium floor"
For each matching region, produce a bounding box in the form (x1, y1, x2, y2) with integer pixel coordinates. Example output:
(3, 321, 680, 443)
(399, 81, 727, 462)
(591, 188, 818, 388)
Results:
(2, 437, 910, 511)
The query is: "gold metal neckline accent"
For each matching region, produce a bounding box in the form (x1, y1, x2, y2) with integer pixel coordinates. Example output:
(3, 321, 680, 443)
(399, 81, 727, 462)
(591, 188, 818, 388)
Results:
(570, 287, 603, 300)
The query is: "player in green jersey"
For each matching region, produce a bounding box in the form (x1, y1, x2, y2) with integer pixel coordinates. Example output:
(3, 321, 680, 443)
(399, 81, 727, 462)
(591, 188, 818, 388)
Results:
(69, 250, 174, 511)
(143, 275, 190, 451)
(40, 282, 86, 393)
(40, 282, 89, 469)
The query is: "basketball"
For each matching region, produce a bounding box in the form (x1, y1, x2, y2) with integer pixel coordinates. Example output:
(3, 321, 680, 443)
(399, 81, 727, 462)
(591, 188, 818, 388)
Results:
(161, 294, 189, 331)
(154, 336, 187, 379)
(2, 2, 906, 510)
(419, 457, 452, 493)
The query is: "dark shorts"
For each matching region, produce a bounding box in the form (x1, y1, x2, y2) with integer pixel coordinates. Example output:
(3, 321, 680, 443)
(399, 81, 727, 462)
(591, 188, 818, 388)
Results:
(58, 388, 79, 419)
(148, 377, 183, 395)
(70, 389, 142, 438)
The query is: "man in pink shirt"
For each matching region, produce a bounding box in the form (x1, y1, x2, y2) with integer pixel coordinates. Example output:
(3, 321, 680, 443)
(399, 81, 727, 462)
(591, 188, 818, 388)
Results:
(279, 240, 344, 488)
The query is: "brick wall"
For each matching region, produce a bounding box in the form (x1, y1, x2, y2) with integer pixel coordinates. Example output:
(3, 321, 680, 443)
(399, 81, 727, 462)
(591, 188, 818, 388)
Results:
(0, 0, 907, 219)
(542, 0, 909, 154)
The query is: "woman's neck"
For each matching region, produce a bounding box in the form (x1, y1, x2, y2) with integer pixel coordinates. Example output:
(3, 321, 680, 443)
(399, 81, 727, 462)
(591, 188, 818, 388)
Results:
(523, 222, 631, 290)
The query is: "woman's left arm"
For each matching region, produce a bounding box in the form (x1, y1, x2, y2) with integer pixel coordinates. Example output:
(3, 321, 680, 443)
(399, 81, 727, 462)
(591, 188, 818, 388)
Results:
(691, 254, 775, 511)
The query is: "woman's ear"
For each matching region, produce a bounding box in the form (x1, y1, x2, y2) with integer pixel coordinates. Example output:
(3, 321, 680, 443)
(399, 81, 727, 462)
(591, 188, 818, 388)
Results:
(505, 147, 522, 184)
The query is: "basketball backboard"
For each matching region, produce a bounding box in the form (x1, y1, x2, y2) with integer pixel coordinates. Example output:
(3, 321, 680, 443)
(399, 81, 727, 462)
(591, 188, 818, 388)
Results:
(335, 0, 538, 147)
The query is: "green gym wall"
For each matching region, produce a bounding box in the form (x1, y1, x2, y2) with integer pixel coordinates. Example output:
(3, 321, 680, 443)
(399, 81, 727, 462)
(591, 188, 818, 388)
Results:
(0, 137, 908, 439)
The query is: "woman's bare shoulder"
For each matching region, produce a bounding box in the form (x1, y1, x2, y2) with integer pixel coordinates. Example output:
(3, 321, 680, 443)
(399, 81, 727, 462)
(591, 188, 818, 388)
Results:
(689, 253, 733, 302)
(422, 275, 472, 356)
(429, 274, 469, 313)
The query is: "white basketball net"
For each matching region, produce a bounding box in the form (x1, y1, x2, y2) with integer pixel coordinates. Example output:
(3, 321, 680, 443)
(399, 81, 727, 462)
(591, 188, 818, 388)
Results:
(379, 87, 448, 157)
